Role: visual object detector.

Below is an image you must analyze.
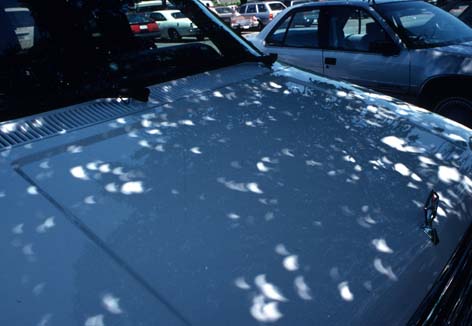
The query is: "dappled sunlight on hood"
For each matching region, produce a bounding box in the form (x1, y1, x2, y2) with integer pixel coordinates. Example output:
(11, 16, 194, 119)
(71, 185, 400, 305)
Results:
(7, 63, 472, 326)
(101, 293, 123, 314)
(36, 217, 55, 234)
(372, 238, 394, 254)
(338, 282, 354, 302)
(373, 258, 398, 282)
(84, 314, 105, 326)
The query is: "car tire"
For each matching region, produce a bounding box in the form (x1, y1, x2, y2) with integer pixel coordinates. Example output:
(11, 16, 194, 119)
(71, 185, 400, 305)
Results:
(435, 97, 472, 129)
(168, 29, 181, 41)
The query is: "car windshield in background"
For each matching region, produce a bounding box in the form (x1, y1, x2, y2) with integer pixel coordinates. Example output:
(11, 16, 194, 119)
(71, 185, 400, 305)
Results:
(0, 0, 258, 122)
(377, 1, 472, 48)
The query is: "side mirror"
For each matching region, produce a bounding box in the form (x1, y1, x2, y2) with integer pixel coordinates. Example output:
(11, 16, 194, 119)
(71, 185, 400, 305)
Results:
(369, 40, 400, 56)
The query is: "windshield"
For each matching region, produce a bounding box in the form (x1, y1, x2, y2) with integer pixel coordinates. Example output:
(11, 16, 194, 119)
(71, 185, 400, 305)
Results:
(0, 0, 260, 122)
(376, 1, 472, 48)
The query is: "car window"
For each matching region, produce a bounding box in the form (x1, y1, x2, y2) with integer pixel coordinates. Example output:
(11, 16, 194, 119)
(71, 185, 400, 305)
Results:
(2, 7, 36, 51)
(258, 4, 268, 13)
(269, 3, 286, 11)
(266, 9, 320, 48)
(239, 5, 246, 13)
(377, 1, 472, 48)
(326, 7, 391, 52)
(246, 4, 256, 13)
(171, 11, 186, 19)
(127, 13, 153, 24)
(0, 0, 259, 121)
(150, 12, 166, 21)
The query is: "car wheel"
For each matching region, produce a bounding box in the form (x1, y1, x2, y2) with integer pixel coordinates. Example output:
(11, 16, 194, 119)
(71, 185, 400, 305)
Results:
(168, 29, 180, 41)
(435, 97, 472, 129)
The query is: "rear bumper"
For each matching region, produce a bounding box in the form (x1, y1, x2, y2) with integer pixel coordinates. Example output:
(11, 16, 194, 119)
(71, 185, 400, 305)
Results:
(231, 21, 259, 30)
(408, 222, 472, 325)
(134, 31, 161, 39)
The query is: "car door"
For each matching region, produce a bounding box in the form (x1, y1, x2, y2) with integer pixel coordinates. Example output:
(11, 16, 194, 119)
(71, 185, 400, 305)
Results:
(150, 12, 170, 35)
(257, 3, 269, 25)
(262, 7, 325, 75)
(322, 6, 410, 96)
(245, 3, 257, 19)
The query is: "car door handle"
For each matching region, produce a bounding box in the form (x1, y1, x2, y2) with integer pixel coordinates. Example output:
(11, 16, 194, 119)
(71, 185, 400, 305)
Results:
(325, 57, 336, 65)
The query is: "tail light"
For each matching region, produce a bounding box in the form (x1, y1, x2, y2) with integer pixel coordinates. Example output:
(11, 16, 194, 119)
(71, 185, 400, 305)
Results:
(269, 13, 273, 20)
(130, 24, 140, 33)
(147, 22, 159, 32)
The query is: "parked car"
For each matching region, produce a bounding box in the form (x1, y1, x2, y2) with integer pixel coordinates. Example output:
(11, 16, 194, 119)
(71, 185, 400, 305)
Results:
(2, 0, 472, 325)
(238, 1, 287, 28)
(148, 9, 203, 40)
(283, 0, 316, 7)
(247, 0, 472, 128)
(442, 0, 472, 27)
(127, 12, 161, 41)
(213, 6, 260, 30)
(132, 0, 172, 13)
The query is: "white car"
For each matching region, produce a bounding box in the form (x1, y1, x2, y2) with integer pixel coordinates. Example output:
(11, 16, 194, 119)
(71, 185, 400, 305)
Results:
(248, 0, 472, 128)
(1, 0, 472, 325)
(148, 9, 203, 40)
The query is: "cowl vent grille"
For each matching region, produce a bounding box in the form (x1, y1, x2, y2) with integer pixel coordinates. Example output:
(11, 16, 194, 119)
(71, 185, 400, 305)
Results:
(0, 100, 142, 150)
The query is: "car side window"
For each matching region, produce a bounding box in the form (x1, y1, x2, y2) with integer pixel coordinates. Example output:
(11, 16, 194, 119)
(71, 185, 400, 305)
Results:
(246, 4, 256, 14)
(258, 4, 268, 13)
(239, 5, 246, 14)
(266, 9, 320, 48)
(150, 13, 166, 21)
(327, 7, 393, 53)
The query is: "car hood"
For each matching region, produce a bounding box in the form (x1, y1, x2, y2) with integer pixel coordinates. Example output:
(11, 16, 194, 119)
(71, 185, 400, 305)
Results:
(1, 62, 472, 325)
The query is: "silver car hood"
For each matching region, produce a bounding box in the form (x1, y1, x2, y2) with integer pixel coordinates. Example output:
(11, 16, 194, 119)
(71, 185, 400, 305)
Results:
(1, 62, 472, 325)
